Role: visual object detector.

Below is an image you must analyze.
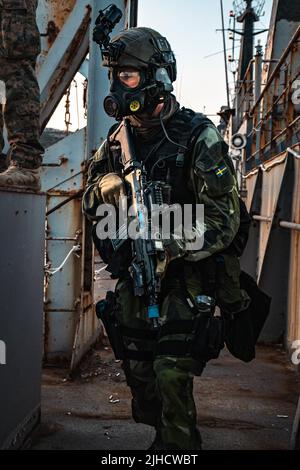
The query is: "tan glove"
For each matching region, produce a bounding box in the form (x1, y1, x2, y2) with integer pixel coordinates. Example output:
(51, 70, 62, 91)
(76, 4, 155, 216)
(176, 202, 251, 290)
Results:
(156, 251, 170, 279)
(99, 173, 125, 206)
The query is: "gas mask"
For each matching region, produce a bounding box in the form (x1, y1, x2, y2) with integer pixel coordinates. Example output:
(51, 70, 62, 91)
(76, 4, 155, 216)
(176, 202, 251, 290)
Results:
(104, 65, 174, 120)
(92, 5, 177, 120)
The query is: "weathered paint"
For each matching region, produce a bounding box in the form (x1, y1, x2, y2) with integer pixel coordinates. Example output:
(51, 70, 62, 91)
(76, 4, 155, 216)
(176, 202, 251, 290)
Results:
(250, 27, 300, 167)
(38, 3, 91, 130)
(257, 154, 288, 279)
(37, 0, 77, 53)
(262, 0, 300, 82)
(70, 0, 133, 371)
(234, 15, 300, 348)
(42, 129, 86, 365)
(243, 167, 259, 212)
(287, 146, 300, 350)
(0, 191, 46, 448)
(40, 1, 133, 370)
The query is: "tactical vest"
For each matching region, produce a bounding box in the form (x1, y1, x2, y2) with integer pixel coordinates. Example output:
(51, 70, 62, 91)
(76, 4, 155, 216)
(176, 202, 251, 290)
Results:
(98, 108, 250, 277)
(130, 108, 250, 258)
(95, 110, 252, 362)
(109, 107, 216, 207)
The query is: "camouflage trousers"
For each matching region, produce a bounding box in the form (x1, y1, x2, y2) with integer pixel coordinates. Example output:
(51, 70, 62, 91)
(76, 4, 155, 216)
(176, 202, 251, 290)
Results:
(115, 255, 249, 450)
(0, 1, 43, 169)
(0, 58, 43, 169)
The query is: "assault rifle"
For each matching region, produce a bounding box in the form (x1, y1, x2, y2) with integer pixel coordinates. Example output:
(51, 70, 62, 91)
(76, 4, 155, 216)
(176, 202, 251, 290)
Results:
(109, 118, 167, 329)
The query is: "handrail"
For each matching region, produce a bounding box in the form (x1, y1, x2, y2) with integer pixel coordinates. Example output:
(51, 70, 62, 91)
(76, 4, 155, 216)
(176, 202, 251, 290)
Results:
(250, 26, 300, 113)
(248, 116, 300, 161)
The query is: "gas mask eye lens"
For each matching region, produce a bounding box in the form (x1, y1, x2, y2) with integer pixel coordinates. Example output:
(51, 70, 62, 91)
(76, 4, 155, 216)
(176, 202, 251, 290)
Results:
(117, 69, 141, 89)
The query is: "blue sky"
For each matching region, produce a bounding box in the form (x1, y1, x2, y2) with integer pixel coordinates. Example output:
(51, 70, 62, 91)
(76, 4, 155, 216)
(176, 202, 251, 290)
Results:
(48, 0, 273, 130)
(138, 0, 273, 119)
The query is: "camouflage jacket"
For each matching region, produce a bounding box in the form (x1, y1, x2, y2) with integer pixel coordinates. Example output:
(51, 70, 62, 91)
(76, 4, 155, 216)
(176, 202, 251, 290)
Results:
(82, 109, 240, 261)
(0, 0, 40, 60)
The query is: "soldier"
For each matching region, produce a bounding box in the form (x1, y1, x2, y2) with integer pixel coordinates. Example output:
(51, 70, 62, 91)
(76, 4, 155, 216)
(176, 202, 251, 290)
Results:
(0, 0, 43, 190)
(82, 27, 250, 450)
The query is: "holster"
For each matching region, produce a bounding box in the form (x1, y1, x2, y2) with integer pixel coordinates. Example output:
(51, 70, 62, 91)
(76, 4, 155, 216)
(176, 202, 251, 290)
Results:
(190, 314, 224, 362)
(174, 259, 225, 363)
(96, 290, 125, 360)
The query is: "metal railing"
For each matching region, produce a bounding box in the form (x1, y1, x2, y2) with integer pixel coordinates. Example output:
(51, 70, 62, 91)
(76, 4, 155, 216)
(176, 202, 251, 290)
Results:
(234, 27, 300, 170)
(247, 27, 300, 168)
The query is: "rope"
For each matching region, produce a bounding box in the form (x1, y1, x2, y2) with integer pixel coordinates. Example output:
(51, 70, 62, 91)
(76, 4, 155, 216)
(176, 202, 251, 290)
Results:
(45, 245, 81, 276)
(94, 264, 108, 276)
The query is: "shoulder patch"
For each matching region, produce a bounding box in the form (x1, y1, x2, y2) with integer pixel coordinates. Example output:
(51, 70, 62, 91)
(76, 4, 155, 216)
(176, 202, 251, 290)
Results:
(214, 164, 228, 178)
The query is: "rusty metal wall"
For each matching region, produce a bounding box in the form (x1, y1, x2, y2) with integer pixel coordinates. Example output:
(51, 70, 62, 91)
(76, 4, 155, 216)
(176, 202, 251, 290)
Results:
(257, 155, 288, 279)
(38, 2, 91, 129)
(287, 146, 300, 350)
(42, 128, 90, 365)
(70, 0, 133, 370)
(233, 14, 300, 347)
(39, 0, 134, 370)
(37, 0, 77, 54)
(0, 191, 46, 449)
(262, 0, 300, 83)
(241, 154, 294, 342)
(258, 155, 294, 343)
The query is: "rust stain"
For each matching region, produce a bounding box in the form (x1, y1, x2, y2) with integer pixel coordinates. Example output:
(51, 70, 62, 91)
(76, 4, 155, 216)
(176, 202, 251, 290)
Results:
(45, 21, 60, 46)
(249, 27, 300, 163)
(287, 153, 300, 346)
(46, 7, 91, 108)
(49, 0, 77, 32)
(47, 189, 82, 196)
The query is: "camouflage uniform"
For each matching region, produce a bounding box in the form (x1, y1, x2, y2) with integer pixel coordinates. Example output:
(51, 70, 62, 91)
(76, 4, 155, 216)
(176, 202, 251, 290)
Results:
(83, 109, 250, 449)
(0, 0, 43, 170)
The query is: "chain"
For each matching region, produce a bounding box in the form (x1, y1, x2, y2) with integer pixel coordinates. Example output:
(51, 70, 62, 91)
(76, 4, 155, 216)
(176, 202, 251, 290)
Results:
(64, 86, 72, 134)
(73, 79, 80, 130)
(83, 79, 88, 119)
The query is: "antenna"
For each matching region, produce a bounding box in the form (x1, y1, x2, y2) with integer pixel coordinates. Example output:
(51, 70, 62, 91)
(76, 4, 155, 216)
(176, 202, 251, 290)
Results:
(216, 1, 267, 106)
(233, 0, 265, 18)
(220, 0, 231, 108)
(231, 0, 267, 81)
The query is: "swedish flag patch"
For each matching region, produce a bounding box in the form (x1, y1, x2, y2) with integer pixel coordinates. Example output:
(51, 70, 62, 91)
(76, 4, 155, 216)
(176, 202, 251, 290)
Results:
(214, 164, 228, 178)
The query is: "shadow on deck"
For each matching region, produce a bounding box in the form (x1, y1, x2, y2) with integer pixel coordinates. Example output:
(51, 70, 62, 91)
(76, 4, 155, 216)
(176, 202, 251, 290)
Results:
(30, 343, 299, 450)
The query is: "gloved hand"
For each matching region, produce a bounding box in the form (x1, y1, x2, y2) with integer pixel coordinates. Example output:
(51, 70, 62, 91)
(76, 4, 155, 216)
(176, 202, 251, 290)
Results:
(156, 251, 170, 279)
(163, 235, 186, 261)
(155, 235, 187, 279)
(99, 173, 125, 206)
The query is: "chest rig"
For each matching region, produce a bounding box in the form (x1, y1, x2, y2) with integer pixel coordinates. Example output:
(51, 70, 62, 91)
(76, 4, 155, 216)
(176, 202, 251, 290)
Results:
(108, 108, 213, 207)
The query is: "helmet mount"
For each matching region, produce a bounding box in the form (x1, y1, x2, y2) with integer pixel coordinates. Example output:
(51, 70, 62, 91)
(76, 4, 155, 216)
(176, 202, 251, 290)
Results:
(93, 5, 177, 119)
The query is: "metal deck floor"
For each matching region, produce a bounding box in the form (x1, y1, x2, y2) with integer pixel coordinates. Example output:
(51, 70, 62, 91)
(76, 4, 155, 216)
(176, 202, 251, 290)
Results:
(30, 344, 299, 450)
